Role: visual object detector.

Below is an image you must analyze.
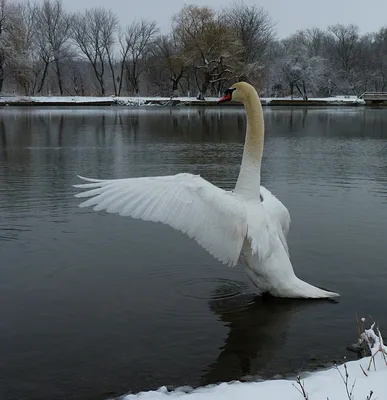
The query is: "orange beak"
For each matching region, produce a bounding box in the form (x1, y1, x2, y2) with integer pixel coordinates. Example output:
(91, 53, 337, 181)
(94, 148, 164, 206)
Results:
(217, 92, 232, 103)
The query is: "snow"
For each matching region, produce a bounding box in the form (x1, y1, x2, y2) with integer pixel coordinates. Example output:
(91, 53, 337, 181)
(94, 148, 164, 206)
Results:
(0, 95, 365, 106)
(123, 324, 387, 400)
(0, 95, 219, 105)
(309, 96, 365, 104)
(0, 96, 116, 104)
(123, 356, 386, 400)
(115, 96, 218, 106)
(262, 96, 365, 105)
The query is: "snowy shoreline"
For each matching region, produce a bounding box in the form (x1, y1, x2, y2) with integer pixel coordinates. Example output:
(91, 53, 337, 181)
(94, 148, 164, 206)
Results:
(0, 95, 366, 107)
(121, 352, 386, 400)
(118, 322, 387, 400)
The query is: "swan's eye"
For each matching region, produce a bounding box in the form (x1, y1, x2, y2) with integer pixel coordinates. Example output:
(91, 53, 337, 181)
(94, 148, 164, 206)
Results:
(224, 88, 236, 96)
(217, 88, 236, 103)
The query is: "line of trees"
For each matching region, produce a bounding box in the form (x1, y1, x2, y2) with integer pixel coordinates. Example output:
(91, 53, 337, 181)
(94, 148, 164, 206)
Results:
(1, 0, 387, 99)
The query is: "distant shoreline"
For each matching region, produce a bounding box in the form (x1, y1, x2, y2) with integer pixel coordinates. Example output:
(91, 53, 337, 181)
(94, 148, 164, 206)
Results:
(0, 95, 368, 107)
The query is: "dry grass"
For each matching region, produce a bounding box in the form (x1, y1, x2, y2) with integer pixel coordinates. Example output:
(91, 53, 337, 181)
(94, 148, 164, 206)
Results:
(292, 316, 385, 400)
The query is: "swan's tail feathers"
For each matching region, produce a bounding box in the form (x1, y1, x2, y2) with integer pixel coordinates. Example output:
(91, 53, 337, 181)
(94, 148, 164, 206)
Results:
(271, 278, 340, 299)
(314, 286, 340, 299)
(300, 286, 340, 299)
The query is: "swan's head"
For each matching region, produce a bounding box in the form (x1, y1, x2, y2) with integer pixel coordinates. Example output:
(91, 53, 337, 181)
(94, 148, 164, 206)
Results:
(217, 82, 258, 105)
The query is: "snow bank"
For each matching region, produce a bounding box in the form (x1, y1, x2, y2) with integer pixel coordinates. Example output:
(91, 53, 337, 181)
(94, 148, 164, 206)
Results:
(123, 356, 386, 400)
(263, 96, 365, 105)
(0, 95, 116, 105)
(0, 95, 219, 106)
(0, 95, 365, 106)
(115, 96, 220, 106)
(123, 323, 387, 400)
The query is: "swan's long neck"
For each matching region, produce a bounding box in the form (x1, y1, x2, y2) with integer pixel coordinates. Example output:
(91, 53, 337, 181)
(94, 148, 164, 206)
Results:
(234, 91, 264, 199)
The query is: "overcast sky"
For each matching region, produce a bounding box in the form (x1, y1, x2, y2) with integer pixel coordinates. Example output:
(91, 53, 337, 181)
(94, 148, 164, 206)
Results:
(52, 0, 386, 37)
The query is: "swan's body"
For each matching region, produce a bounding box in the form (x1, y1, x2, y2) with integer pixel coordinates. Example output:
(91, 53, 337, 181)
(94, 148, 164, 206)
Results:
(73, 82, 339, 299)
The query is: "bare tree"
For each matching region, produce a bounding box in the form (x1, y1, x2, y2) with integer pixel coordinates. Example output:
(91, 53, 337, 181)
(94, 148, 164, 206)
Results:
(267, 33, 327, 99)
(147, 33, 185, 95)
(173, 5, 242, 98)
(100, 10, 118, 95)
(9, 1, 39, 94)
(222, 0, 275, 83)
(0, 0, 18, 92)
(303, 28, 330, 57)
(35, 0, 71, 95)
(328, 24, 360, 94)
(71, 7, 118, 95)
(119, 19, 158, 95)
(0, 0, 9, 91)
(372, 27, 387, 91)
(68, 59, 86, 95)
(35, 32, 53, 93)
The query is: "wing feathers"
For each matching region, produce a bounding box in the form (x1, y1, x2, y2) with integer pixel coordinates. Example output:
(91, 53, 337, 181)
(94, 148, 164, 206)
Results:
(73, 174, 248, 266)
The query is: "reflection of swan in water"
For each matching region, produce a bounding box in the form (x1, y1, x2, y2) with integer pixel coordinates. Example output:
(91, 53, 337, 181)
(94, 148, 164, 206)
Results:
(201, 286, 320, 386)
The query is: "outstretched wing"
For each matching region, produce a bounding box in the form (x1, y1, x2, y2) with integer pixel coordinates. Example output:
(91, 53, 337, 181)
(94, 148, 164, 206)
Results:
(73, 173, 247, 266)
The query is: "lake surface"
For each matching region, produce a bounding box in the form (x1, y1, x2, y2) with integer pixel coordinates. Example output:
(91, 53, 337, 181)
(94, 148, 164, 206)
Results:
(0, 106, 387, 400)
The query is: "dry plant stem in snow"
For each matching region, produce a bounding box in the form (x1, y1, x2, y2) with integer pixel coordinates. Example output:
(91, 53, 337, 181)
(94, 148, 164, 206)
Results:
(335, 363, 356, 400)
(292, 376, 308, 400)
(293, 320, 385, 400)
(359, 322, 387, 371)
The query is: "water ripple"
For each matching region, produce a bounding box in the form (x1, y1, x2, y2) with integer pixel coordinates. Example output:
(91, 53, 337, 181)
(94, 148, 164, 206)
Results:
(176, 278, 250, 301)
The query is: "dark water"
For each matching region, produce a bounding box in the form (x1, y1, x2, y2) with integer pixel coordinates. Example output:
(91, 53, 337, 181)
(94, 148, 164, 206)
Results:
(0, 106, 387, 400)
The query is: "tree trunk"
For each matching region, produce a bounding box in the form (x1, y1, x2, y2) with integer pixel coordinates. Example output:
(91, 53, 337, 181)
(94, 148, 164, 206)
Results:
(295, 83, 305, 100)
(107, 53, 117, 96)
(171, 70, 183, 92)
(90, 64, 105, 96)
(37, 61, 50, 94)
(199, 73, 211, 99)
(55, 59, 64, 95)
(129, 63, 139, 95)
(0, 66, 4, 93)
(99, 78, 105, 96)
(302, 81, 308, 100)
(118, 62, 125, 96)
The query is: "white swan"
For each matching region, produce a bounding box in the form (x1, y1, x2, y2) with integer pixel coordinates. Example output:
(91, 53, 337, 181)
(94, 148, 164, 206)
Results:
(73, 82, 339, 299)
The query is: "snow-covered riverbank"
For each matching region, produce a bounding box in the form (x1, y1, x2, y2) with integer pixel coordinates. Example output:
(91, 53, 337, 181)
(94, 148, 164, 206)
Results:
(122, 355, 386, 400)
(122, 322, 386, 400)
(0, 95, 365, 107)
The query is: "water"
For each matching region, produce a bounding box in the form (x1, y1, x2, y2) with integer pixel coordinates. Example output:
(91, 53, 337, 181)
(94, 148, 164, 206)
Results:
(0, 106, 387, 400)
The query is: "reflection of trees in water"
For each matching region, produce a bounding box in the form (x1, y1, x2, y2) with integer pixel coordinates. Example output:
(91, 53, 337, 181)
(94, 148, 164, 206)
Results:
(202, 287, 317, 386)
(1, 107, 387, 213)
(0, 114, 33, 202)
(264, 107, 387, 140)
(0, 118, 7, 161)
(263, 108, 387, 189)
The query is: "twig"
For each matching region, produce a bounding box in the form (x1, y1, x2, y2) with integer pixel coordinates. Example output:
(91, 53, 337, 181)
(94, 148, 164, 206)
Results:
(366, 326, 387, 371)
(292, 375, 308, 400)
(360, 364, 368, 377)
(366, 391, 374, 400)
(335, 363, 356, 400)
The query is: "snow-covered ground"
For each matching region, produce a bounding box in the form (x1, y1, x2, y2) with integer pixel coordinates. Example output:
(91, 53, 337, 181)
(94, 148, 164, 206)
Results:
(114, 96, 220, 106)
(123, 323, 386, 400)
(0, 95, 116, 104)
(0, 95, 365, 106)
(0, 95, 218, 105)
(123, 356, 386, 400)
(262, 95, 365, 105)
